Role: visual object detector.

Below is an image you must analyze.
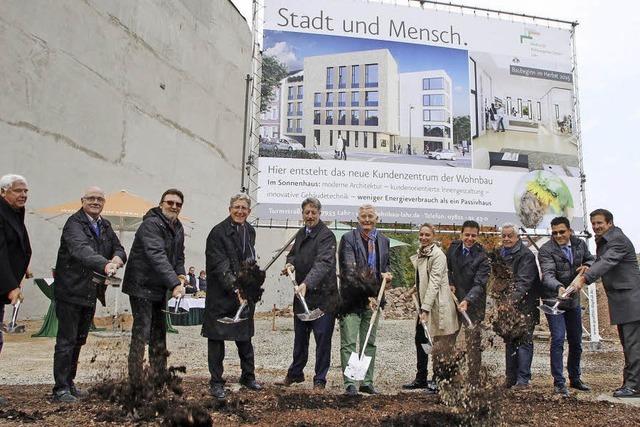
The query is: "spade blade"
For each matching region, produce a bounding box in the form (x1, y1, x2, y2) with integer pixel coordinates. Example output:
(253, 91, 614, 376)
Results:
(217, 316, 248, 324)
(296, 308, 324, 322)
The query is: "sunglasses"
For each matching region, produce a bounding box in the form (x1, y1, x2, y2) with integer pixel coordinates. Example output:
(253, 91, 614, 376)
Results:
(163, 200, 183, 208)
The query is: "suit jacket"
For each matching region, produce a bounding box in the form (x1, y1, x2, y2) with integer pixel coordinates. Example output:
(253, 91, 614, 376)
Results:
(447, 240, 490, 323)
(286, 221, 338, 314)
(501, 240, 541, 325)
(583, 226, 640, 325)
(538, 235, 594, 309)
(202, 217, 256, 341)
(0, 197, 31, 304)
(54, 209, 127, 307)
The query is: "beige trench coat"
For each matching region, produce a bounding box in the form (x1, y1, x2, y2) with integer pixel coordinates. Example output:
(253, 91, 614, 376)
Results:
(411, 244, 460, 337)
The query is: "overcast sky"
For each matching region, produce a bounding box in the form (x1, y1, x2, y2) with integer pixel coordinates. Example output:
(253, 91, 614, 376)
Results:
(233, 0, 640, 247)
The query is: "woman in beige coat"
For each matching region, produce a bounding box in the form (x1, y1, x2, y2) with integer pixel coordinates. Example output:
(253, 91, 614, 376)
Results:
(404, 223, 459, 393)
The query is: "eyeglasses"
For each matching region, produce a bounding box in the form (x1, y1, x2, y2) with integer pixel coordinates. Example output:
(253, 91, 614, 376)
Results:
(83, 196, 105, 203)
(551, 229, 568, 236)
(163, 200, 183, 208)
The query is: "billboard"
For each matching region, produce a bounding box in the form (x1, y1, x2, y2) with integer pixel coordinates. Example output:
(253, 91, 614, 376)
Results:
(257, 0, 582, 229)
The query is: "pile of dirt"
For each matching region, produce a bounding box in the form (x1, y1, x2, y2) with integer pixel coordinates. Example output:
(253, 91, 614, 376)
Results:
(382, 287, 416, 319)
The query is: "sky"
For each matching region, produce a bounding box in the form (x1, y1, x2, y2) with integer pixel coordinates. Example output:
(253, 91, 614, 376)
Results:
(232, 0, 640, 248)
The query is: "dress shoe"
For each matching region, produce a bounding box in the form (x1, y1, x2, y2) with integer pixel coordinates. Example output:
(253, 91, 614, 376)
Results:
(402, 380, 429, 390)
(53, 390, 78, 403)
(554, 385, 569, 397)
(70, 385, 89, 399)
(511, 382, 530, 391)
(313, 381, 326, 390)
(359, 384, 378, 395)
(345, 385, 358, 396)
(569, 379, 591, 391)
(239, 379, 263, 391)
(275, 376, 304, 387)
(613, 386, 640, 398)
(209, 384, 226, 400)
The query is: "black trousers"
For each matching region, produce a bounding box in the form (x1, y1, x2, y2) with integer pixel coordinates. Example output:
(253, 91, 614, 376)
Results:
(128, 296, 167, 383)
(618, 320, 640, 390)
(414, 321, 430, 382)
(207, 339, 255, 386)
(53, 300, 95, 394)
(0, 304, 4, 354)
(287, 313, 335, 384)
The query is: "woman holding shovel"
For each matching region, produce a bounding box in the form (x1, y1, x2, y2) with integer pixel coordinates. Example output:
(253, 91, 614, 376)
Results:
(407, 223, 459, 394)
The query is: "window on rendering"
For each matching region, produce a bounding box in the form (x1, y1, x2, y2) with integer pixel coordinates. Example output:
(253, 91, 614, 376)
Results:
(314, 110, 321, 125)
(423, 125, 451, 138)
(422, 94, 445, 106)
(338, 92, 346, 107)
(365, 91, 379, 107)
(297, 102, 303, 116)
(326, 92, 334, 107)
(365, 64, 378, 88)
(365, 110, 378, 126)
(287, 102, 294, 115)
(422, 77, 444, 90)
(338, 66, 346, 88)
(351, 110, 359, 125)
(338, 110, 346, 125)
(326, 67, 334, 89)
(288, 86, 295, 100)
(423, 110, 449, 122)
(297, 85, 303, 99)
(314, 92, 322, 107)
(326, 110, 334, 125)
(351, 65, 360, 88)
(351, 91, 360, 107)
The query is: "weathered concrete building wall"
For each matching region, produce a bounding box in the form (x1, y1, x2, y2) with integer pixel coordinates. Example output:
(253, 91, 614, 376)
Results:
(0, 0, 252, 318)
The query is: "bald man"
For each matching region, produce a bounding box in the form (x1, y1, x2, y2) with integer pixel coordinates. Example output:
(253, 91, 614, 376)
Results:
(52, 187, 126, 402)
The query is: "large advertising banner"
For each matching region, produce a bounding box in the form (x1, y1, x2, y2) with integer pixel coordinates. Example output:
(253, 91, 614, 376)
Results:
(257, 0, 582, 229)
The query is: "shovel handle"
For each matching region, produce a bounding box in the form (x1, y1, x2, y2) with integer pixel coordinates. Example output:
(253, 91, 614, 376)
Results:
(233, 302, 247, 321)
(358, 277, 387, 359)
(412, 294, 432, 344)
(286, 267, 311, 313)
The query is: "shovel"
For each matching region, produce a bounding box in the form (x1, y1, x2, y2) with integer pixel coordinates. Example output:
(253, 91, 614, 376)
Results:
(7, 294, 25, 334)
(286, 267, 324, 322)
(218, 301, 248, 324)
(412, 294, 433, 354)
(539, 284, 576, 316)
(449, 290, 475, 329)
(344, 277, 387, 381)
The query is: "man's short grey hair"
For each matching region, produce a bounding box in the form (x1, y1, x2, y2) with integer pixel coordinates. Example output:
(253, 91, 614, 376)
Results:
(358, 204, 377, 215)
(229, 193, 252, 208)
(0, 174, 27, 191)
(301, 197, 321, 211)
(500, 222, 519, 235)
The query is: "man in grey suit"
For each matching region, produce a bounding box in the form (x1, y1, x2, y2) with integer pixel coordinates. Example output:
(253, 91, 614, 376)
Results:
(572, 209, 640, 398)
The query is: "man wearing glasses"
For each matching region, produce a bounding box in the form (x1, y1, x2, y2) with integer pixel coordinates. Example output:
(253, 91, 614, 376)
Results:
(123, 189, 186, 387)
(538, 217, 593, 397)
(52, 187, 127, 402)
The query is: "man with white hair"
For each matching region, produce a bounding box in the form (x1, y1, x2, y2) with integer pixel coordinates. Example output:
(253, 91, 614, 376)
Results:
(338, 204, 392, 396)
(0, 174, 32, 405)
(499, 223, 541, 389)
(52, 186, 127, 402)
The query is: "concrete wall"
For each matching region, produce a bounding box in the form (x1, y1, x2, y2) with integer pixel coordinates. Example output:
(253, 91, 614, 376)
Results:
(0, 0, 252, 319)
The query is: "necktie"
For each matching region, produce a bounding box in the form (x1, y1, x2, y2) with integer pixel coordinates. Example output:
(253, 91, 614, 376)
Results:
(463, 247, 470, 257)
(562, 246, 573, 264)
(305, 227, 312, 235)
(92, 221, 101, 237)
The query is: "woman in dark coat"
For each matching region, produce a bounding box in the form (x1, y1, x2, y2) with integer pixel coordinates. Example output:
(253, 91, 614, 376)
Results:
(202, 193, 261, 400)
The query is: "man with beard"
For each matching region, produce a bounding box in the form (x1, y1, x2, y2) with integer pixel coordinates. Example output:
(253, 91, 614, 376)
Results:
(538, 216, 593, 397)
(202, 193, 261, 400)
(499, 223, 540, 389)
(52, 186, 126, 402)
(572, 209, 640, 398)
(339, 204, 392, 396)
(0, 174, 32, 405)
(277, 197, 338, 390)
(123, 189, 186, 385)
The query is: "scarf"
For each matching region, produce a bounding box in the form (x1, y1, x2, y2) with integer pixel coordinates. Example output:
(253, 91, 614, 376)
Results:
(359, 227, 378, 272)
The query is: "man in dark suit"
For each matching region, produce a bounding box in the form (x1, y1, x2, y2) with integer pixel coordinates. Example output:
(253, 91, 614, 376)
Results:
(202, 193, 261, 400)
(52, 186, 127, 402)
(538, 217, 593, 396)
(0, 174, 32, 405)
(572, 209, 640, 398)
(339, 204, 392, 396)
(500, 223, 540, 389)
(277, 197, 338, 390)
(444, 220, 490, 386)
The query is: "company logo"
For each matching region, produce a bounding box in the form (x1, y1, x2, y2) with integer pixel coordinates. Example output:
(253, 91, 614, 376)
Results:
(520, 29, 540, 44)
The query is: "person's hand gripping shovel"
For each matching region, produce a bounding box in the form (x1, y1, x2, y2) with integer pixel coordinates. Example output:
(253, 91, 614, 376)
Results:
(450, 290, 475, 329)
(411, 294, 433, 354)
(344, 277, 387, 381)
(539, 284, 577, 316)
(285, 265, 324, 321)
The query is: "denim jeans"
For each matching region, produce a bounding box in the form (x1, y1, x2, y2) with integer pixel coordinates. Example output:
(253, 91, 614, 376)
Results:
(505, 325, 535, 386)
(546, 305, 582, 386)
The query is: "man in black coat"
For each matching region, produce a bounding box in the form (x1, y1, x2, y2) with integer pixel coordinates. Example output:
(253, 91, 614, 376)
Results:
(0, 174, 31, 405)
(277, 197, 338, 390)
(202, 193, 261, 400)
(572, 209, 640, 398)
(123, 189, 186, 386)
(538, 216, 593, 396)
(444, 220, 490, 386)
(52, 186, 127, 402)
(500, 223, 540, 389)
(338, 204, 392, 396)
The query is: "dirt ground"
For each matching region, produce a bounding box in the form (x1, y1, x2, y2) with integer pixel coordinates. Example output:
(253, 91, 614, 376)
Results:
(0, 316, 637, 426)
